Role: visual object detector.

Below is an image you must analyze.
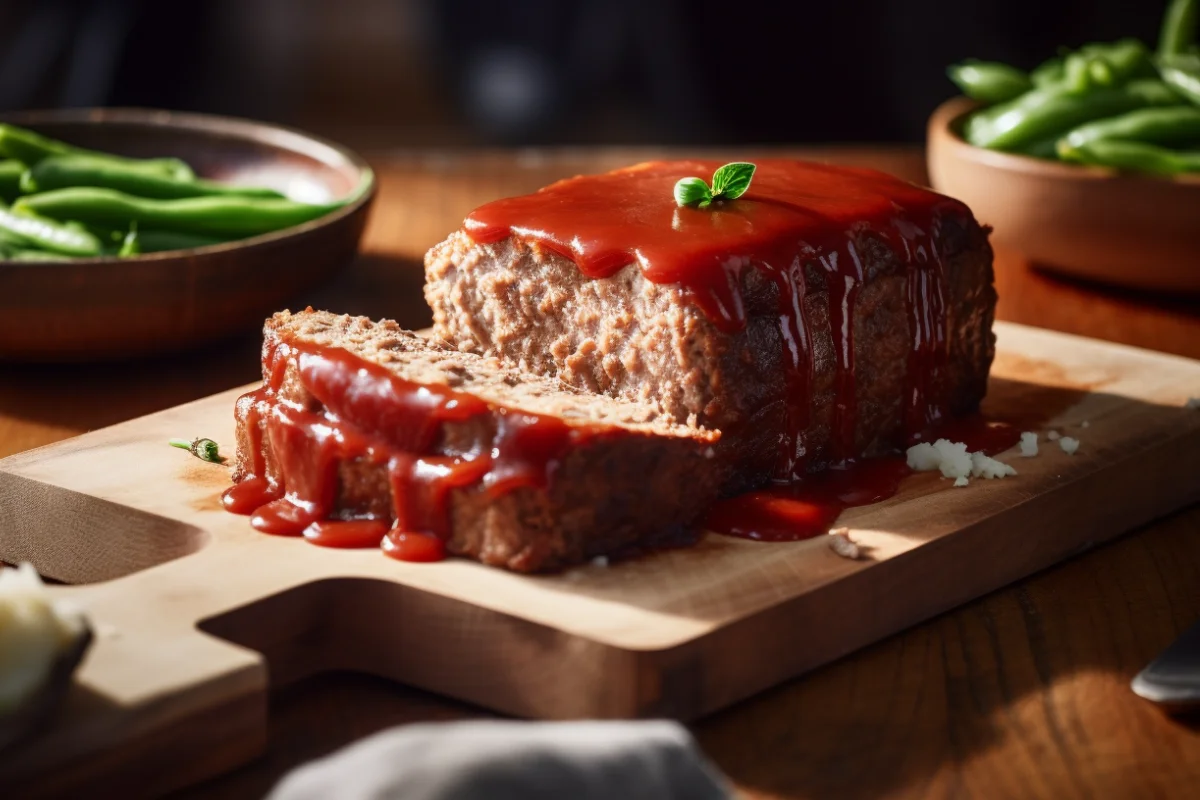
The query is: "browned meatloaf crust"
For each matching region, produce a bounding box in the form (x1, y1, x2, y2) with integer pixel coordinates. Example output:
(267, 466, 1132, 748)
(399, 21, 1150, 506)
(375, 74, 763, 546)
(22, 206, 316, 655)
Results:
(232, 310, 722, 572)
(425, 221, 996, 492)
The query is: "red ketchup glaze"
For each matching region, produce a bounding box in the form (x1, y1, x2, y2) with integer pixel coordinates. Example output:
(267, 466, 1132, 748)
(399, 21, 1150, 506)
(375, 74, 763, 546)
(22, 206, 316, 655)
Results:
(704, 458, 912, 541)
(465, 159, 973, 479)
(223, 160, 992, 555)
(703, 415, 1024, 542)
(221, 476, 279, 515)
(222, 341, 594, 562)
(304, 520, 390, 549)
(382, 531, 446, 563)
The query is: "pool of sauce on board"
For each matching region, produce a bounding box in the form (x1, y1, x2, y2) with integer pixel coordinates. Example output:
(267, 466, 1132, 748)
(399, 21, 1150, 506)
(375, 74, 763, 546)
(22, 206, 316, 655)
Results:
(224, 160, 1013, 556)
(701, 415, 1023, 541)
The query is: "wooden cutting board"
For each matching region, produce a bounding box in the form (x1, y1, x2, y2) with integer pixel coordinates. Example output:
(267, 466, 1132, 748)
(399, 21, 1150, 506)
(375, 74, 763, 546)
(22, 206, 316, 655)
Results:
(2, 321, 1199, 798)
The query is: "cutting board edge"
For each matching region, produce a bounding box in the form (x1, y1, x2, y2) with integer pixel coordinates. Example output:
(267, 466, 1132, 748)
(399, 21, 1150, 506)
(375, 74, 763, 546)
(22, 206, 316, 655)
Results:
(649, 421, 1200, 718)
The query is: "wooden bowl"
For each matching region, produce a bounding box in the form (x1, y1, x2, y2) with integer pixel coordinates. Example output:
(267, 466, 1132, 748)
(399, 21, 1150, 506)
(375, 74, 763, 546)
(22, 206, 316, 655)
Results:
(927, 96, 1200, 294)
(0, 108, 375, 361)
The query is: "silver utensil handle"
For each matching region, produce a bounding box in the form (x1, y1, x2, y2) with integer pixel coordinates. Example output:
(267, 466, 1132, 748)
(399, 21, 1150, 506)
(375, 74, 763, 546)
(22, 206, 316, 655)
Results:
(1132, 619, 1200, 712)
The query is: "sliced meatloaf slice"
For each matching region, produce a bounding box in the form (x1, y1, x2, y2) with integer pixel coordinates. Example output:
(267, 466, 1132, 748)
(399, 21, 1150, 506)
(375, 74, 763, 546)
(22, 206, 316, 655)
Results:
(425, 160, 996, 493)
(230, 309, 721, 572)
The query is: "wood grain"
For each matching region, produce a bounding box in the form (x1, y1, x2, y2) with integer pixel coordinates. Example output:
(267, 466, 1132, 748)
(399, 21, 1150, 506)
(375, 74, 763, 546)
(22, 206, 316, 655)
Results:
(2, 322, 1200, 797)
(2, 149, 1199, 800)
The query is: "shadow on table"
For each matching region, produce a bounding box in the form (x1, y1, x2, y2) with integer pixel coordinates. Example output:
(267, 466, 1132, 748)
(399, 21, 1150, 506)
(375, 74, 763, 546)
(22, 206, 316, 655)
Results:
(0, 252, 430, 443)
(692, 509, 1200, 798)
(992, 248, 1200, 363)
(170, 672, 487, 800)
(172, 523, 1200, 800)
(6, 279, 1200, 796)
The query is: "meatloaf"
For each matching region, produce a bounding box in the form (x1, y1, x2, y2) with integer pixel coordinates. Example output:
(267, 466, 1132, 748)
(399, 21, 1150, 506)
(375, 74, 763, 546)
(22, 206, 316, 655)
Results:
(229, 309, 721, 572)
(425, 159, 996, 491)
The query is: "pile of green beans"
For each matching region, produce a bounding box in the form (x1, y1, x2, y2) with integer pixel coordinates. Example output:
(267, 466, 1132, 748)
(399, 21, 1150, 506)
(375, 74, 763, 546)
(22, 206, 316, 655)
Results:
(0, 122, 361, 262)
(948, 0, 1200, 177)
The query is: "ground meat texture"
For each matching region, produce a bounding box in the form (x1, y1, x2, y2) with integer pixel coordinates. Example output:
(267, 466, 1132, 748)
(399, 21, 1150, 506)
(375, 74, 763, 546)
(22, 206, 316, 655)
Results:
(425, 217, 996, 493)
(232, 310, 721, 572)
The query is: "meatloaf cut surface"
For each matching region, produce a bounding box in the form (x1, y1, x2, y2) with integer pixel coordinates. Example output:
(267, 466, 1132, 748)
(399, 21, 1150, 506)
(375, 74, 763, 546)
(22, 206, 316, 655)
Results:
(425, 159, 997, 492)
(230, 309, 721, 572)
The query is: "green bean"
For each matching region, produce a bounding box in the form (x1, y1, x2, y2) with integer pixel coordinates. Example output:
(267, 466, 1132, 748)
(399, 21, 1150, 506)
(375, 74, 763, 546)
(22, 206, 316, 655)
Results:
(117, 225, 140, 257)
(1015, 137, 1061, 159)
(1059, 106, 1200, 151)
(0, 236, 78, 261)
(1087, 56, 1116, 87)
(1063, 53, 1105, 93)
(1159, 0, 1198, 58)
(0, 124, 193, 180)
(1031, 56, 1065, 88)
(947, 60, 1032, 104)
(0, 160, 25, 203)
(963, 79, 1184, 151)
(21, 155, 283, 200)
(1031, 39, 1155, 94)
(1057, 138, 1200, 174)
(1159, 53, 1200, 105)
(1083, 39, 1156, 82)
(0, 203, 102, 256)
(0, 226, 24, 247)
(14, 187, 344, 238)
(6, 247, 76, 262)
(136, 229, 226, 252)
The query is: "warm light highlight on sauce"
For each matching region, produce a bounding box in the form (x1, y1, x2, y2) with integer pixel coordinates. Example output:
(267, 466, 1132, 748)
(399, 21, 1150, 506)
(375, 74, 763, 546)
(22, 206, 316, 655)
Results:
(467, 159, 972, 478)
(226, 160, 996, 556)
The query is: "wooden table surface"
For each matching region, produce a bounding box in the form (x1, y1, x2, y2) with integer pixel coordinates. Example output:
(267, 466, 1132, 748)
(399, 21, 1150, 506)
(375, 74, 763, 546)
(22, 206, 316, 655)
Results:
(4, 148, 1200, 799)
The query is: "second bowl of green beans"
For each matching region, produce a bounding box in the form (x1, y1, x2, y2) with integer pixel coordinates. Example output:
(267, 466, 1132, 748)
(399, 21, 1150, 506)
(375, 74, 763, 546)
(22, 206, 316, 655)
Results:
(944, 0, 1200, 177)
(926, 0, 1200, 294)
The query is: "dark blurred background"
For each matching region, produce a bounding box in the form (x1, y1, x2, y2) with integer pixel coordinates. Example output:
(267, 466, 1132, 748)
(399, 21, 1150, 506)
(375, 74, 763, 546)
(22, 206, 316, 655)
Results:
(0, 0, 1166, 150)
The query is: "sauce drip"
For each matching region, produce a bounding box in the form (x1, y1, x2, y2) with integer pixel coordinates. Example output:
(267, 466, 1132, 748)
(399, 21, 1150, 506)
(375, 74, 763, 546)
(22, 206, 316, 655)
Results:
(224, 160, 988, 559)
(704, 458, 912, 542)
(221, 341, 595, 562)
(466, 159, 970, 478)
(304, 520, 389, 549)
(703, 416, 1023, 542)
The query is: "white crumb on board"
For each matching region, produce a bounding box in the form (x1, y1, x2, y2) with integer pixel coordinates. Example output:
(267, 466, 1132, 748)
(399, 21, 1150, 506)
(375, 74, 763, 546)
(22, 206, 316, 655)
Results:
(1047, 430, 1061, 441)
(971, 451, 1017, 478)
(1018, 431, 1038, 457)
(1059, 436, 1080, 455)
(1081, 421, 1090, 428)
(590, 555, 609, 568)
(828, 528, 861, 560)
(905, 442, 940, 471)
(906, 439, 970, 478)
(906, 440, 1017, 481)
(953, 476, 970, 487)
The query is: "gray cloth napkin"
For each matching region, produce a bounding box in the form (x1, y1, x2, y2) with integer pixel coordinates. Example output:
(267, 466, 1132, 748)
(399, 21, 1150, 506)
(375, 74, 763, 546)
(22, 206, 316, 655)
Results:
(267, 719, 733, 800)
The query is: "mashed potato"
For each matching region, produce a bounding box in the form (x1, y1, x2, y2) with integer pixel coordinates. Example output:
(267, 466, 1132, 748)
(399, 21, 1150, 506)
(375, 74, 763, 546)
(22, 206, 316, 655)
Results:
(0, 563, 86, 714)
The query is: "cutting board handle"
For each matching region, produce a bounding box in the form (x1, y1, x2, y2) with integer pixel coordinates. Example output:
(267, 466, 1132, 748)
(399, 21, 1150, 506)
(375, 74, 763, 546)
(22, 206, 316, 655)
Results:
(1, 538, 306, 798)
